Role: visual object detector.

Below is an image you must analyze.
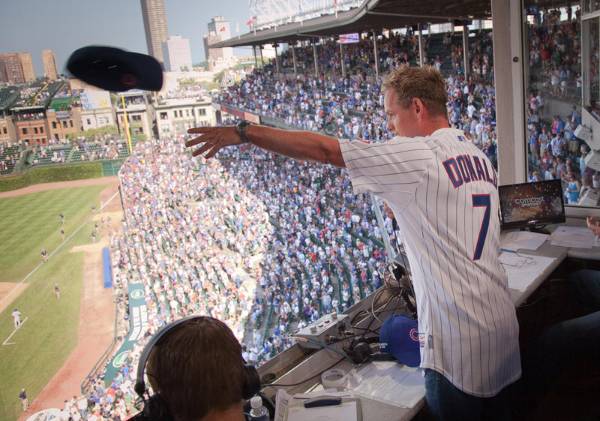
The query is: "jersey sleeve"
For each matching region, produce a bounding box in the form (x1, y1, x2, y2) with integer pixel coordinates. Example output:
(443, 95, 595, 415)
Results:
(339, 138, 433, 199)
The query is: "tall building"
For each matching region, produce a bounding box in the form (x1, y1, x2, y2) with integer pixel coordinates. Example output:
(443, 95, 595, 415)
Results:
(0, 61, 8, 83)
(162, 36, 193, 72)
(202, 16, 235, 71)
(0, 52, 37, 84)
(140, 0, 169, 63)
(0, 53, 25, 84)
(42, 49, 58, 80)
(18, 53, 35, 82)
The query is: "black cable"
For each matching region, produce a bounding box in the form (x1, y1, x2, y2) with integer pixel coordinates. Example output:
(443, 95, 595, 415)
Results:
(261, 357, 344, 388)
(296, 337, 353, 362)
(350, 288, 398, 333)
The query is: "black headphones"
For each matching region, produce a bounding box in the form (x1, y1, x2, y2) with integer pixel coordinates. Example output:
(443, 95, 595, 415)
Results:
(131, 315, 261, 421)
(346, 336, 395, 364)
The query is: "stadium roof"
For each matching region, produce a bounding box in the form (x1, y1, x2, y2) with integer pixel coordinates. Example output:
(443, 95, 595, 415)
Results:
(0, 86, 20, 111)
(212, 0, 491, 48)
(49, 96, 76, 111)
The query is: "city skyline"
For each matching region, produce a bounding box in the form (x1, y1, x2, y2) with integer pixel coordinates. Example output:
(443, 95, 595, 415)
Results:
(0, 0, 251, 76)
(141, 0, 169, 63)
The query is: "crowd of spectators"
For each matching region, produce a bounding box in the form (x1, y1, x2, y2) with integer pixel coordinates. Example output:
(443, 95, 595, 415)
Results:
(0, 143, 21, 173)
(218, 28, 499, 166)
(25, 135, 130, 167)
(115, 136, 389, 360)
(527, 7, 581, 102)
(72, 136, 127, 162)
(525, 8, 595, 206)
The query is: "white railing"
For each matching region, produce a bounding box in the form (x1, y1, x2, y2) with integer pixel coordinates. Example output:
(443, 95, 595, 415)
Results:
(249, 0, 363, 30)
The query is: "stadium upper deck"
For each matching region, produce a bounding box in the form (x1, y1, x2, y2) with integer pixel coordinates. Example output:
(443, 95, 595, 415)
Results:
(214, 0, 490, 48)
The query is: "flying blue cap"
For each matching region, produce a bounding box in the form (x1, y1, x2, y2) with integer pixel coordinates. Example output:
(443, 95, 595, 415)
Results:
(379, 314, 421, 367)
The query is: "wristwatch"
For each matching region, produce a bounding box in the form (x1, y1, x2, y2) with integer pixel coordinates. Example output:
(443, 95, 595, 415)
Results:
(236, 120, 251, 143)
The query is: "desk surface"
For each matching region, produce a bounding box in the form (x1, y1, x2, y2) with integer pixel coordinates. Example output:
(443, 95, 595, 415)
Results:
(502, 221, 600, 304)
(274, 222, 599, 421)
(549, 221, 600, 261)
(506, 240, 566, 306)
(306, 360, 425, 421)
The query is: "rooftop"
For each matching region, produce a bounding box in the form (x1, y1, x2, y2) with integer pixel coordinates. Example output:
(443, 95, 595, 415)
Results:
(0, 86, 20, 111)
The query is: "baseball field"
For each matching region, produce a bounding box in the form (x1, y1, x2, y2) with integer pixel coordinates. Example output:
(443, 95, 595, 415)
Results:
(0, 180, 118, 421)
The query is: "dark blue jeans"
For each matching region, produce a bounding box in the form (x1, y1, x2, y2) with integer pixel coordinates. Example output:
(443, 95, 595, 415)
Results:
(568, 269, 600, 312)
(424, 369, 514, 421)
(522, 310, 600, 394)
(519, 270, 600, 398)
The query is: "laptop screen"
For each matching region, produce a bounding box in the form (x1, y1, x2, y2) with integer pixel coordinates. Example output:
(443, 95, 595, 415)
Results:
(499, 180, 565, 229)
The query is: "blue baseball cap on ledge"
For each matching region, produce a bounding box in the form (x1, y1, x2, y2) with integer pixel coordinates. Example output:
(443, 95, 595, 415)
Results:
(379, 314, 421, 367)
(66, 46, 163, 92)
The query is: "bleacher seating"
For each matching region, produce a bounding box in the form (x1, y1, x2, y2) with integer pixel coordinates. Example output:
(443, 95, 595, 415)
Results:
(0, 145, 21, 174)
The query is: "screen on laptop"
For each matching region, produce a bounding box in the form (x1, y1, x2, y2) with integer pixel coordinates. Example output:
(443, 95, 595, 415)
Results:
(499, 180, 565, 229)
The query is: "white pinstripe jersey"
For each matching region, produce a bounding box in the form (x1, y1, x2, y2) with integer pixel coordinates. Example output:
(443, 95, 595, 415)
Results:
(340, 128, 521, 397)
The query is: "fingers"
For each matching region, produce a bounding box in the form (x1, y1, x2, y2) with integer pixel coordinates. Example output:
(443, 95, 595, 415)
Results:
(186, 126, 234, 159)
(187, 127, 213, 134)
(191, 142, 214, 157)
(186, 135, 209, 147)
(204, 145, 222, 159)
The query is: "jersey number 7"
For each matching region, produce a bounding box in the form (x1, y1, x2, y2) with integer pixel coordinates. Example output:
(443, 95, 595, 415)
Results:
(472, 194, 491, 261)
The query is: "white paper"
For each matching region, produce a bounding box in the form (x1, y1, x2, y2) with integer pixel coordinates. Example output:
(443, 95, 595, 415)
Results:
(286, 401, 359, 421)
(276, 389, 356, 421)
(500, 252, 557, 292)
(550, 226, 597, 249)
(498, 252, 532, 267)
(351, 362, 425, 409)
(500, 231, 549, 251)
(293, 391, 355, 399)
(275, 389, 292, 421)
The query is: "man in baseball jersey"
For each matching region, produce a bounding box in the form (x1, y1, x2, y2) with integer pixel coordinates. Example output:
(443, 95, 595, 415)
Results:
(186, 65, 520, 419)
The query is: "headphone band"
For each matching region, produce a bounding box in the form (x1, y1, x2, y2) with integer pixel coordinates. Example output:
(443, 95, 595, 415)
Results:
(135, 315, 216, 397)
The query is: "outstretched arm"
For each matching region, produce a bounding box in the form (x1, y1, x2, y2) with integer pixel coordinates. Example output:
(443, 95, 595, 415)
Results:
(186, 124, 345, 168)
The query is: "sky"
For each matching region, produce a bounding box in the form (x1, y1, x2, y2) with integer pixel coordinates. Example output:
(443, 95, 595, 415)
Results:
(0, 0, 253, 76)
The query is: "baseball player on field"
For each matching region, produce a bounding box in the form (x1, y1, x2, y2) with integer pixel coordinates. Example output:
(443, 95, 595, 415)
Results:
(186, 66, 520, 420)
(12, 308, 22, 329)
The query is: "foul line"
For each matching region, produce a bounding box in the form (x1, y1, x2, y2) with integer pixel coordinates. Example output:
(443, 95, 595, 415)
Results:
(0, 189, 120, 310)
(2, 316, 29, 346)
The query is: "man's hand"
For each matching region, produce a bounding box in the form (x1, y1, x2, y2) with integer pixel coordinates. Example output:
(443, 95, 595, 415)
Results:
(185, 126, 243, 159)
(587, 216, 600, 237)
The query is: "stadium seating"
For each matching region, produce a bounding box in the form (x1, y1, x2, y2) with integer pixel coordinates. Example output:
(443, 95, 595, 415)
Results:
(0, 145, 21, 174)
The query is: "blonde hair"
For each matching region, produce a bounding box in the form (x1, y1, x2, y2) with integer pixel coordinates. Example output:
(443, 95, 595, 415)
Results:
(382, 65, 448, 117)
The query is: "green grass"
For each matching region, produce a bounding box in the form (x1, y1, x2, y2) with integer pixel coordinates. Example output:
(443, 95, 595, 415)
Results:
(0, 185, 110, 421)
(0, 162, 104, 192)
(0, 185, 106, 283)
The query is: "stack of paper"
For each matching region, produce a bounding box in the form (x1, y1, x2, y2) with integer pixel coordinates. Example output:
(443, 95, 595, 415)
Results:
(500, 231, 549, 251)
(550, 226, 597, 249)
(500, 252, 557, 292)
(286, 401, 358, 421)
(275, 390, 357, 421)
(498, 252, 532, 268)
(351, 362, 424, 409)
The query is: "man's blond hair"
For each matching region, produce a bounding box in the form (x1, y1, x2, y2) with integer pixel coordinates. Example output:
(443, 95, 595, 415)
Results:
(382, 65, 448, 117)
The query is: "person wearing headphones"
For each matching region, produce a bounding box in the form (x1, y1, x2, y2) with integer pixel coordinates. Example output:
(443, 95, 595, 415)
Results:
(133, 316, 261, 421)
